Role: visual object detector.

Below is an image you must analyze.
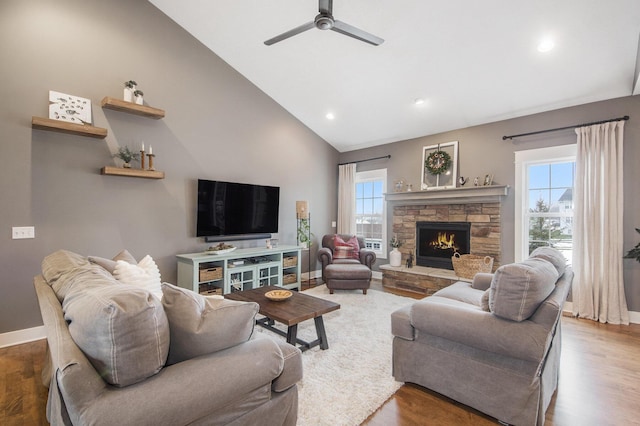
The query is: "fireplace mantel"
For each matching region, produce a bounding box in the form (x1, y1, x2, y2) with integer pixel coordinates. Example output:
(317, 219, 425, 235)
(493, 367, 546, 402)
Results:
(385, 185, 509, 205)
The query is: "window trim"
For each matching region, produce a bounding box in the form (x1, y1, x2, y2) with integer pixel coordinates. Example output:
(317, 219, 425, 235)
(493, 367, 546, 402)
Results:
(355, 168, 387, 258)
(514, 144, 576, 262)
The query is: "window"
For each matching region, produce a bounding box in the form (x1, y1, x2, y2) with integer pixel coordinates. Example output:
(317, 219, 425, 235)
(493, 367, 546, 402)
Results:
(515, 145, 576, 264)
(355, 169, 387, 258)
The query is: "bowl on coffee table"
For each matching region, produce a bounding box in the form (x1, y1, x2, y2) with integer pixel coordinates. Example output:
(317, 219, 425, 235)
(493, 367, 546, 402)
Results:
(264, 289, 292, 301)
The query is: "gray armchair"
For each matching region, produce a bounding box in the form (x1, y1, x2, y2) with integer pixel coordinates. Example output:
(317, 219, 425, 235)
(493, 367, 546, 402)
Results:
(391, 247, 572, 425)
(317, 234, 376, 282)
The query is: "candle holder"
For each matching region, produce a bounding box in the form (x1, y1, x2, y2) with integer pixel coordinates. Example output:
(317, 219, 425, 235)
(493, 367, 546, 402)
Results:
(147, 153, 155, 171)
(140, 150, 145, 169)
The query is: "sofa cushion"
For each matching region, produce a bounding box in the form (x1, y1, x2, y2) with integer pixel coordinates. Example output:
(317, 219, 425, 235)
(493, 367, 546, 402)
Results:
(333, 235, 360, 260)
(471, 273, 494, 291)
(481, 289, 490, 312)
(489, 258, 559, 322)
(88, 249, 137, 274)
(529, 246, 567, 276)
(161, 283, 259, 365)
(112, 255, 163, 300)
(42, 250, 114, 302)
(432, 281, 484, 306)
(63, 282, 169, 387)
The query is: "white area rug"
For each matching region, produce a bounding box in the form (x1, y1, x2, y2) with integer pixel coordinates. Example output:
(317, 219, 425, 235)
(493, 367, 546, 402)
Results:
(256, 285, 415, 426)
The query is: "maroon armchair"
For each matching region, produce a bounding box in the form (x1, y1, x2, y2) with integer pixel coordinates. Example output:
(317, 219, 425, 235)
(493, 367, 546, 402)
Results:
(317, 234, 377, 282)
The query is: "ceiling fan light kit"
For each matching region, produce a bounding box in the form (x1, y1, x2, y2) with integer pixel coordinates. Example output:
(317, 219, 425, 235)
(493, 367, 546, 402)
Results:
(264, 0, 384, 46)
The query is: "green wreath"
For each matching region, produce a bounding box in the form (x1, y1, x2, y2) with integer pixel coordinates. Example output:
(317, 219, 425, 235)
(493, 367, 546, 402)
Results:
(425, 150, 451, 175)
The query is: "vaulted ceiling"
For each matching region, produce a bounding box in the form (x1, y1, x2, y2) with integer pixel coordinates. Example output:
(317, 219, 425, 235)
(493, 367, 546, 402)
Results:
(149, 0, 640, 152)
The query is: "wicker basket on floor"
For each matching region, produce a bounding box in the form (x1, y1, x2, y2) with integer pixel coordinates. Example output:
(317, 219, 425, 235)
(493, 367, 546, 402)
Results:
(451, 252, 494, 279)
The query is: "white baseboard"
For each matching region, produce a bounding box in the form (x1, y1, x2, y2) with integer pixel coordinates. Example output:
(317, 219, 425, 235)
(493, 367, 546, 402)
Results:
(0, 326, 46, 348)
(563, 302, 639, 324)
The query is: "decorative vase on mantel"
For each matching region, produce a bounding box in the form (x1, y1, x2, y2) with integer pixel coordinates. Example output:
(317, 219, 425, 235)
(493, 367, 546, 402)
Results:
(390, 248, 402, 267)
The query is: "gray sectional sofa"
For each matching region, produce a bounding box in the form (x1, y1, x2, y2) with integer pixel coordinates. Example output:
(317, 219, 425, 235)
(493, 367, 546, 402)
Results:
(391, 247, 573, 426)
(34, 249, 302, 425)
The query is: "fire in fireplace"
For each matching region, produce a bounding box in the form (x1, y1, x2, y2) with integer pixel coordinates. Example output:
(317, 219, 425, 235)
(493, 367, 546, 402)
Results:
(416, 221, 471, 269)
(430, 232, 459, 251)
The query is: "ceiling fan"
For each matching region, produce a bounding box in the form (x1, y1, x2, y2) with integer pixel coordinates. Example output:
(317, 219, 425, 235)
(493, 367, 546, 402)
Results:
(264, 0, 384, 46)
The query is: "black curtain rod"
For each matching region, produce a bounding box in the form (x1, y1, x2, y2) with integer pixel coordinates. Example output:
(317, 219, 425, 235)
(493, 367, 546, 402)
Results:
(338, 154, 391, 166)
(502, 115, 629, 141)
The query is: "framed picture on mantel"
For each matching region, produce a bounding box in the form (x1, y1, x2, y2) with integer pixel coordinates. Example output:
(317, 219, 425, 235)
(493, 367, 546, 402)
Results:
(421, 141, 458, 190)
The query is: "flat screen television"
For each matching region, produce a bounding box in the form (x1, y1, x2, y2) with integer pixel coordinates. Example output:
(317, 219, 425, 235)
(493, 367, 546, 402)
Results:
(196, 179, 280, 241)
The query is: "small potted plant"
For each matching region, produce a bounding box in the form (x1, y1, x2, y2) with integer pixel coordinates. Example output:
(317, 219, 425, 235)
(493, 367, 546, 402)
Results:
(134, 89, 144, 105)
(114, 146, 140, 168)
(124, 80, 137, 102)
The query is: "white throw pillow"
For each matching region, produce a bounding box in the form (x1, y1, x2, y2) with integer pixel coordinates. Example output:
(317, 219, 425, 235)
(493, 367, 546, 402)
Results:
(113, 255, 163, 299)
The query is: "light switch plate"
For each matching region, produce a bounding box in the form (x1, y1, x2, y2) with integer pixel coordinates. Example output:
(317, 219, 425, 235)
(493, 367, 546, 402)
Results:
(12, 226, 35, 239)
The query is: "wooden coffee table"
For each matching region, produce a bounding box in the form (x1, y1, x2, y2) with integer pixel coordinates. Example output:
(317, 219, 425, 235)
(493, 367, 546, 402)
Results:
(225, 286, 340, 351)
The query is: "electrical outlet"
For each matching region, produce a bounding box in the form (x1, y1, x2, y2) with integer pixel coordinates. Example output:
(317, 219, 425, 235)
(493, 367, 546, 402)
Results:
(331, 221, 337, 228)
(12, 226, 35, 239)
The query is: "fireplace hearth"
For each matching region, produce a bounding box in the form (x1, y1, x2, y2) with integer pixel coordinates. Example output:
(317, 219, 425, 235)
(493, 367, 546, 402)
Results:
(417, 221, 471, 269)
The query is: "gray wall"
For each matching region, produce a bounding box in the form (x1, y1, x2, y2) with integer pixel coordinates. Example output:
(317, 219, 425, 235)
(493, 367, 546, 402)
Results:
(340, 96, 640, 312)
(0, 0, 339, 333)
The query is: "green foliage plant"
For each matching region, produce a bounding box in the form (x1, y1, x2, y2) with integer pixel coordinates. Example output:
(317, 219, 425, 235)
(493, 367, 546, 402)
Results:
(297, 218, 314, 248)
(624, 228, 640, 262)
(390, 235, 402, 248)
(114, 146, 140, 164)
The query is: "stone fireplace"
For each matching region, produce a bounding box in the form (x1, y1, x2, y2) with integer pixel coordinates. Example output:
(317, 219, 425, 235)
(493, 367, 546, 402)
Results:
(382, 185, 508, 295)
(416, 221, 471, 269)
(393, 202, 502, 269)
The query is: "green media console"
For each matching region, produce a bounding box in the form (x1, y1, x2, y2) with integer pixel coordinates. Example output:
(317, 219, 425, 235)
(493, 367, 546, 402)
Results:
(176, 245, 302, 296)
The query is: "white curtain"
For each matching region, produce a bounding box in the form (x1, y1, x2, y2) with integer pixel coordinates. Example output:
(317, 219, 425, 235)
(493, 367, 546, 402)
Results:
(572, 120, 629, 324)
(337, 163, 356, 235)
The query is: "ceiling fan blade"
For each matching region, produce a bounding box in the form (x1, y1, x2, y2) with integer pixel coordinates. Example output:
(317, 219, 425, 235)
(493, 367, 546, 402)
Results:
(331, 20, 384, 46)
(264, 21, 315, 46)
(319, 0, 333, 15)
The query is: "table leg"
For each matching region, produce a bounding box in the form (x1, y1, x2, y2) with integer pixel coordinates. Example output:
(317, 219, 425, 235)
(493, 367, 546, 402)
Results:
(314, 316, 329, 350)
(286, 324, 298, 346)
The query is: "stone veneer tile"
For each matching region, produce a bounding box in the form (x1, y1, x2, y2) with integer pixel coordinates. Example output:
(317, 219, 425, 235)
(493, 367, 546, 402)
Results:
(389, 201, 502, 272)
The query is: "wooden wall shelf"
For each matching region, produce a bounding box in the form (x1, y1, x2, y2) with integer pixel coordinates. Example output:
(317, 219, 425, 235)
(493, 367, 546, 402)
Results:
(101, 166, 165, 179)
(101, 97, 165, 119)
(31, 116, 107, 139)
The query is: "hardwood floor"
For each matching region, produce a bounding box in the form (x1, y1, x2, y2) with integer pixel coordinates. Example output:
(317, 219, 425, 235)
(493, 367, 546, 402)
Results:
(362, 280, 640, 426)
(2, 280, 639, 425)
(0, 339, 48, 426)
(363, 316, 640, 426)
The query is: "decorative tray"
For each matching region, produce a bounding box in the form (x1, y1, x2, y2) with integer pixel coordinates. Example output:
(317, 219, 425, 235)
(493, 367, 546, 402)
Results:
(265, 289, 292, 301)
(206, 244, 236, 255)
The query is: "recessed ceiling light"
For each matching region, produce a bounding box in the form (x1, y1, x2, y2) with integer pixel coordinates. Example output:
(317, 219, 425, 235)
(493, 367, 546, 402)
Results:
(537, 37, 555, 53)
(414, 98, 425, 106)
(326, 112, 335, 120)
